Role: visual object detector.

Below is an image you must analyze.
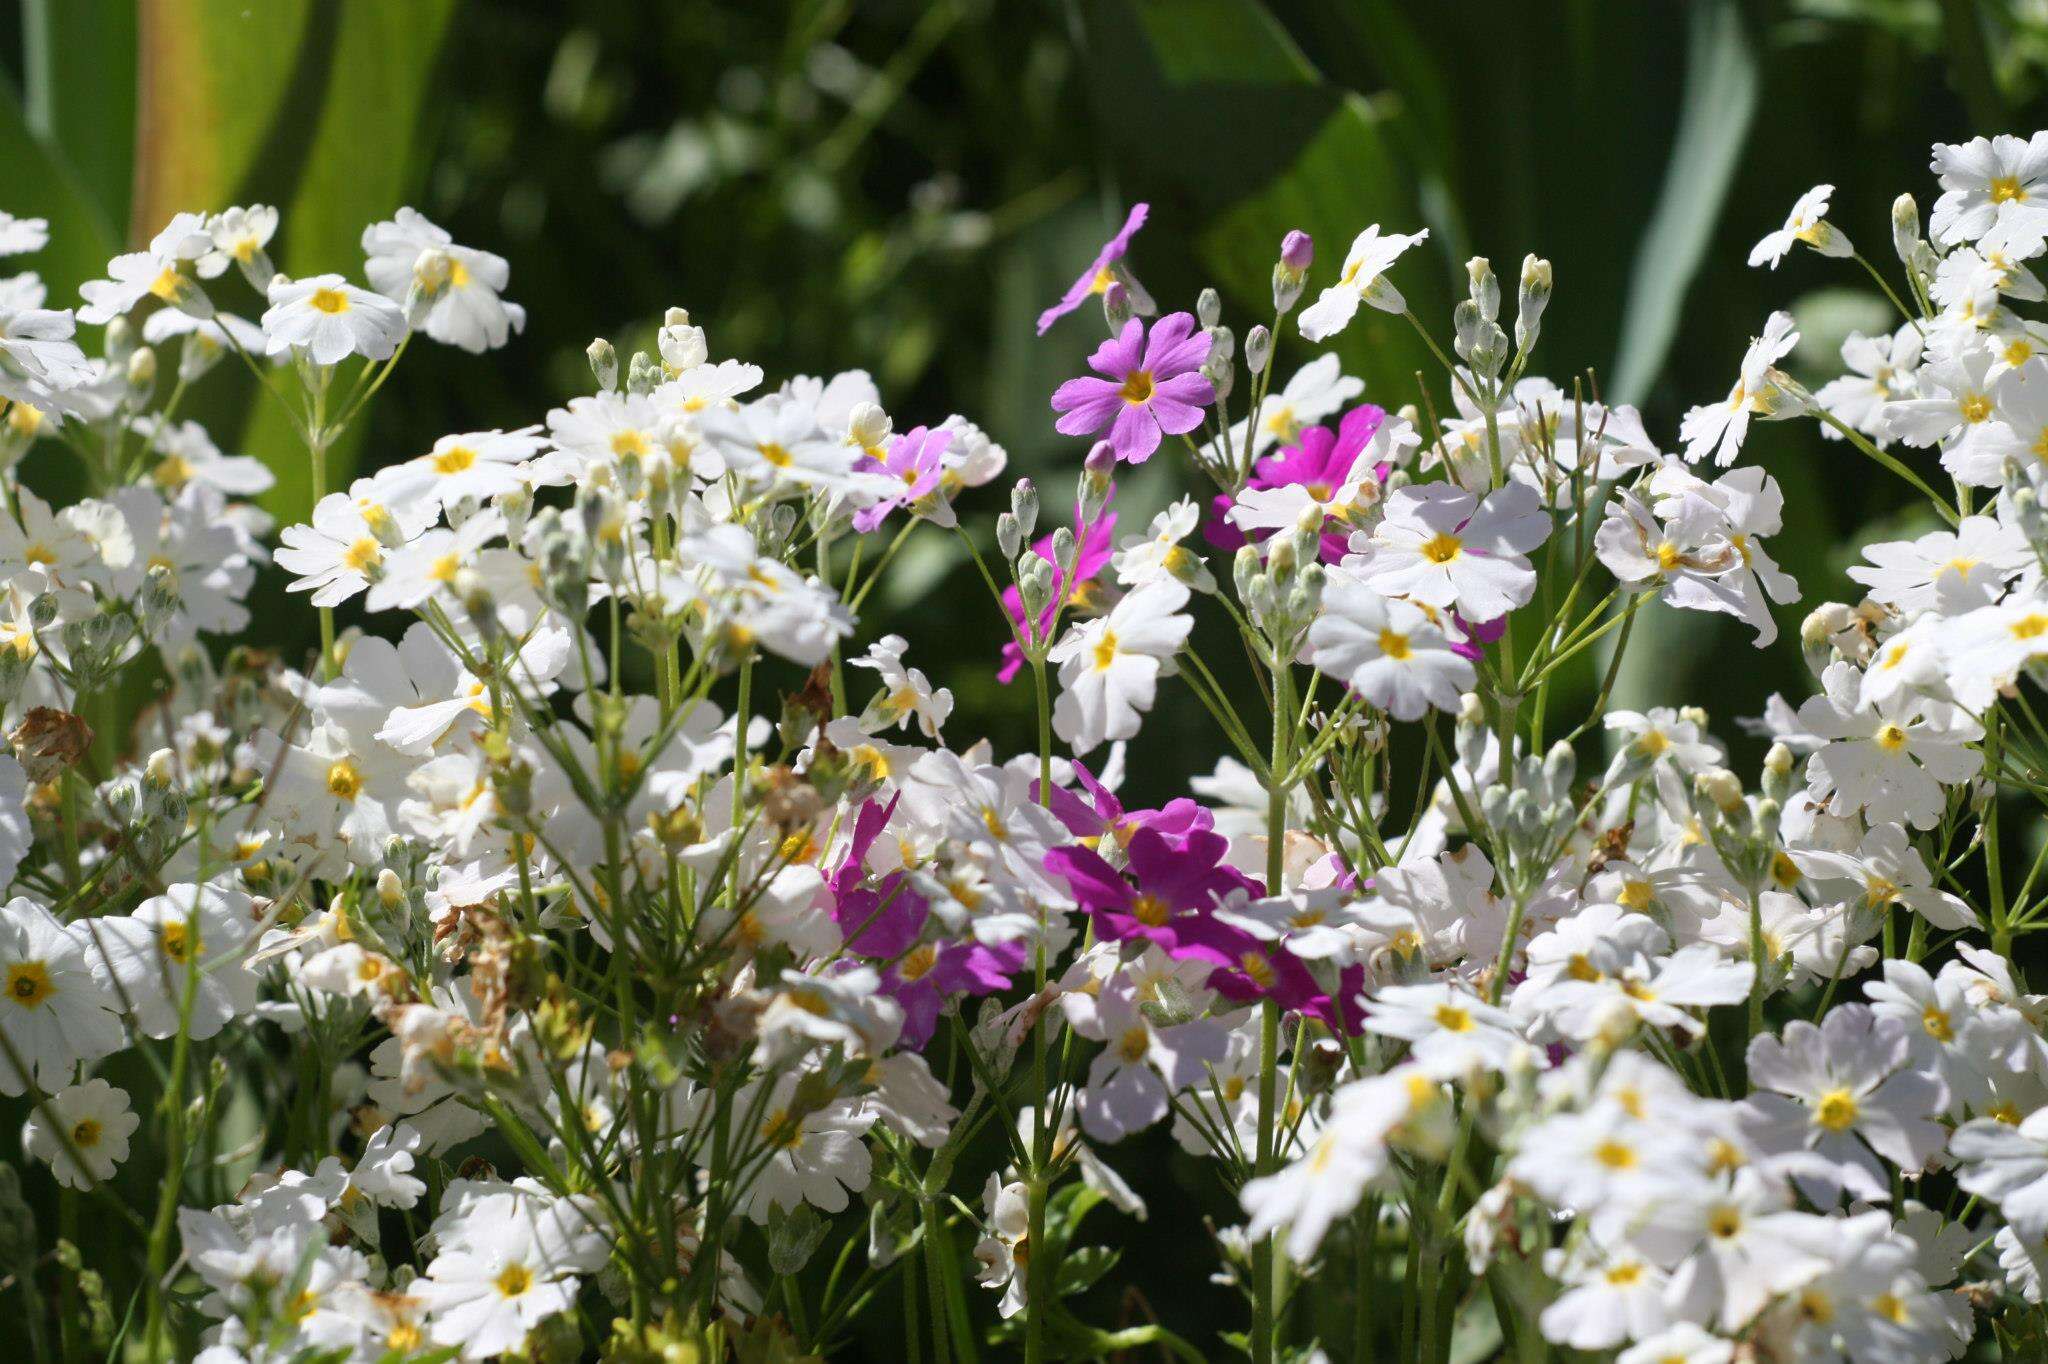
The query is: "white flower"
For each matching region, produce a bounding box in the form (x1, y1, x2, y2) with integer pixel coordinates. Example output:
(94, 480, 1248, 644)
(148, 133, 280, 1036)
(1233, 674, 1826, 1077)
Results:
(1954, 1107, 2048, 1243)
(77, 213, 212, 324)
(1345, 480, 1548, 620)
(1072, 977, 1226, 1142)
(363, 207, 526, 353)
(0, 897, 122, 1096)
(1047, 578, 1192, 755)
(1241, 1064, 1447, 1261)
(1740, 1003, 1947, 1205)
(197, 204, 279, 285)
(81, 883, 260, 1040)
(1882, 345, 2001, 480)
(415, 1187, 607, 1359)
(973, 1173, 1032, 1318)
(1298, 224, 1430, 341)
(1617, 1323, 1735, 1364)
(685, 1074, 874, 1222)
(1813, 324, 1923, 442)
(372, 427, 547, 516)
(1113, 497, 1216, 594)
(1679, 311, 1798, 466)
(0, 213, 48, 256)
(1798, 661, 1982, 830)
(261, 273, 407, 366)
(1362, 982, 1526, 1078)
(21, 1078, 138, 1189)
(1930, 132, 2048, 253)
(1539, 1240, 1672, 1350)
(1747, 184, 1852, 268)
(851, 634, 952, 739)
(1308, 572, 1473, 722)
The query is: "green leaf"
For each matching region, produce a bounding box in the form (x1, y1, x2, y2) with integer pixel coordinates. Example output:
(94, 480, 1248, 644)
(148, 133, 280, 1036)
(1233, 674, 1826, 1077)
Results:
(0, 82, 119, 299)
(20, 0, 137, 235)
(128, 0, 460, 522)
(1608, 0, 1760, 405)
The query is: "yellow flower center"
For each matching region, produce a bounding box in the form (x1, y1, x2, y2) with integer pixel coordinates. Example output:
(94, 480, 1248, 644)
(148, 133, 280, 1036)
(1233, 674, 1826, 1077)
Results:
(308, 287, 351, 315)
(1873, 723, 1908, 752)
(342, 538, 383, 574)
(1813, 1088, 1860, 1131)
(326, 759, 363, 801)
(71, 1118, 101, 1147)
(1960, 393, 1994, 424)
(430, 444, 477, 475)
(494, 1263, 533, 1297)
(5, 961, 52, 1007)
(1377, 629, 1411, 661)
(1594, 1139, 1637, 1170)
(1092, 630, 1121, 672)
(1119, 370, 1155, 405)
(160, 918, 198, 964)
(1129, 893, 1170, 928)
(1432, 1003, 1472, 1032)
(1992, 175, 2027, 204)
(1419, 532, 1462, 564)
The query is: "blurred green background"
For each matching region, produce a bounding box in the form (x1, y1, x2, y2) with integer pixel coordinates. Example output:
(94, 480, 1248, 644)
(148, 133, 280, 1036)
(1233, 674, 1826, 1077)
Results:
(5, 0, 2048, 1356)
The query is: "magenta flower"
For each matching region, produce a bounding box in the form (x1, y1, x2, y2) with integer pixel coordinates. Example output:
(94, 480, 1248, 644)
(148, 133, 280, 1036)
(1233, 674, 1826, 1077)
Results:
(1205, 402, 1386, 559)
(1034, 760, 1212, 848)
(997, 503, 1117, 684)
(1037, 202, 1148, 335)
(1043, 826, 1257, 961)
(852, 425, 953, 534)
(1051, 312, 1214, 465)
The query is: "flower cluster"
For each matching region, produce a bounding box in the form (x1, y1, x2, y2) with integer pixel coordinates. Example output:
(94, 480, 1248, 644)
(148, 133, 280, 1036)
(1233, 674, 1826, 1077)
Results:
(12, 132, 2048, 1364)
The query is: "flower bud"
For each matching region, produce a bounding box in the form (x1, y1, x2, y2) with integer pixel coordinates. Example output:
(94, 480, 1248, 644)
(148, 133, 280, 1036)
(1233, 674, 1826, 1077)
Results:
(126, 346, 158, 400)
(1103, 281, 1133, 330)
(658, 311, 708, 373)
(1693, 768, 1743, 814)
(1018, 555, 1057, 623)
(626, 351, 661, 395)
(1515, 255, 1552, 353)
(1246, 324, 1272, 377)
(1051, 527, 1078, 576)
(1761, 742, 1796, 802)
(1891, 194, 1921, 270)
(1009, 477, 1040, 540)
(1466, 257, 1499, 324)
(1273, 230, 1313, 313)
(1197, 287, 1222, 329)
(587, 338, 618, 392)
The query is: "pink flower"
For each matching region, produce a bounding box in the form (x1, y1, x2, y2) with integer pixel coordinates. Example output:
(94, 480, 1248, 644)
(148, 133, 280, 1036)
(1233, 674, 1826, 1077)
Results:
(1037, 203, 1148, 335)
(1205, 402, 1386, 560)
(1044, 827, 1257, 961)
(1051, 313, 1213, 465)
(852, 425, 952, 533)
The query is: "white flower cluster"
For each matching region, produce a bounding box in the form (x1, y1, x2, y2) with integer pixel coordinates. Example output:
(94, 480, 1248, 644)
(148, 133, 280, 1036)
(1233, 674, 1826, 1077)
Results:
(11, 135, 2048, 1364)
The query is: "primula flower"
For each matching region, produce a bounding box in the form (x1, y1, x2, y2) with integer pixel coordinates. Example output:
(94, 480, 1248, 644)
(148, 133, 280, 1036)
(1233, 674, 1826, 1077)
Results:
(1679, 311, 1799, 466)
(1345, 480, 1549, 621)
(1931, 133, 2048, 252)
(1748, 184, 1853, 269)
(1051, 312, 1213, 464)
(0, 897, 122, 1096)
(1298, 223, 1430, 341)
(1308, 570, 1475, 721)
(1224, 403, 1387, 557)
(851, 424, 954, 532)
(1047, 577, 1193, 753)
(1044, 825, 1254, 959)
(1037, 202, 1150, 335)
(262, 273, 407, 366)
(21, 1077, 138, 1190)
